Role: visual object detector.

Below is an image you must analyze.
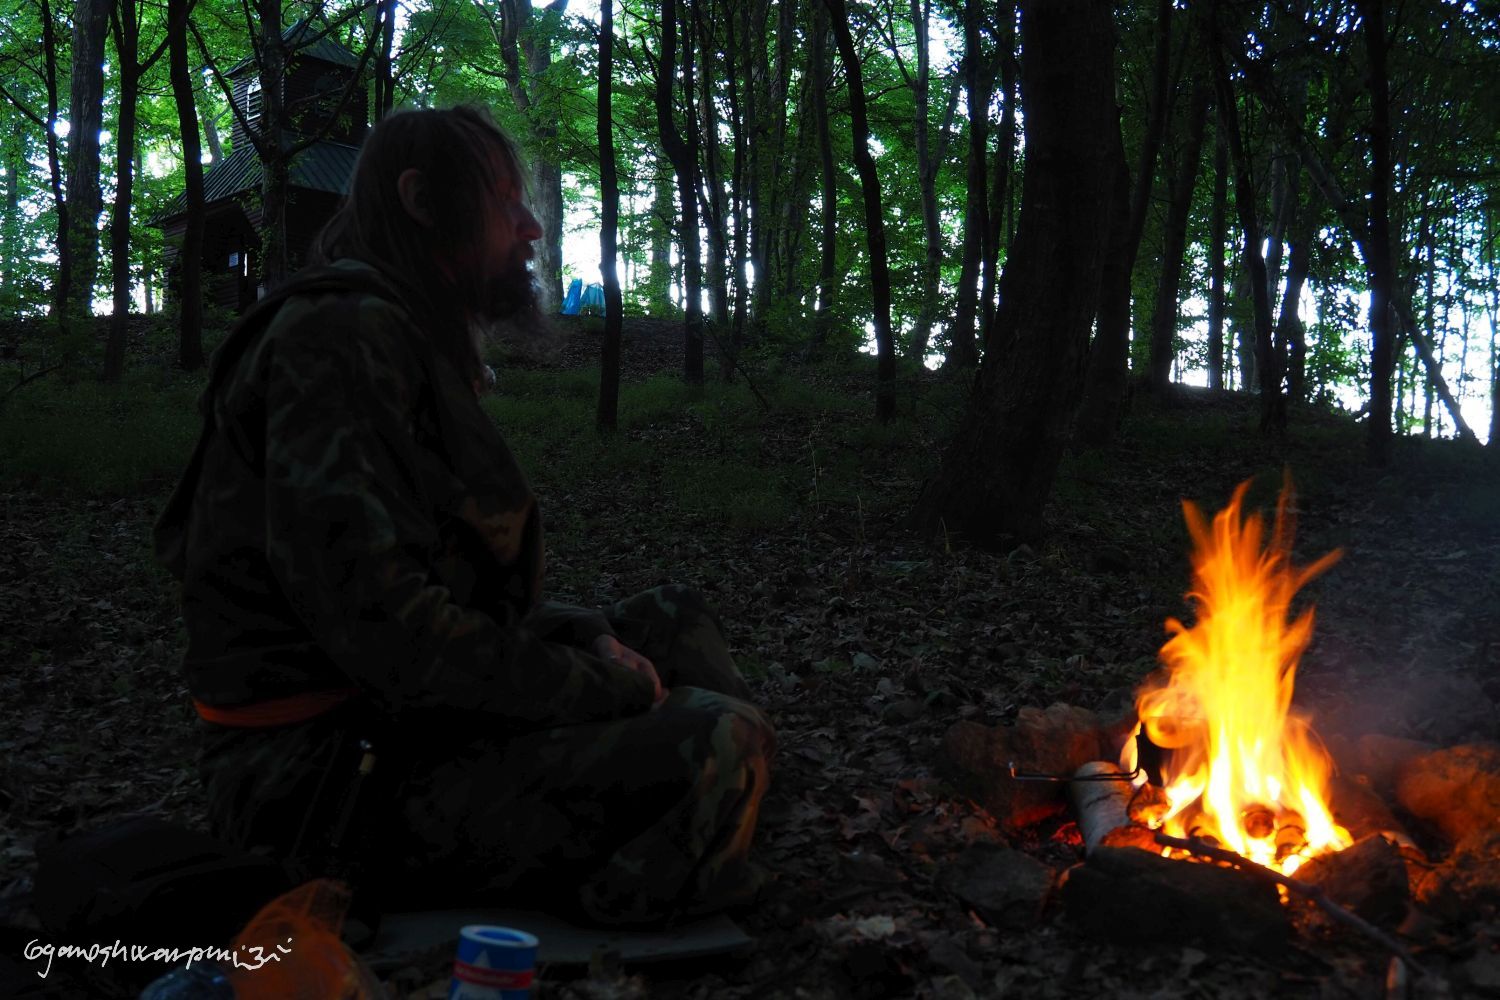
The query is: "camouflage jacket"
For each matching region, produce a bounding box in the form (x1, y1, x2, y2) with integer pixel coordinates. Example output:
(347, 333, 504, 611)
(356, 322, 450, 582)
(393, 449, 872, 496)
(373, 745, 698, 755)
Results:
(153, 259, 655, 728)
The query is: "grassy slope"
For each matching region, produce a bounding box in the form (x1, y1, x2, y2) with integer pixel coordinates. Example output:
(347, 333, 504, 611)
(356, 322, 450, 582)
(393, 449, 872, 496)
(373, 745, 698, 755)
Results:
(1, 319, 1497, 996)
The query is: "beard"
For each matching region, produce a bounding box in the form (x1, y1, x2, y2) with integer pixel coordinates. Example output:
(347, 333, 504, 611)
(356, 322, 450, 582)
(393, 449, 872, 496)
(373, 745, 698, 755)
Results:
(474, 259, 558, 361)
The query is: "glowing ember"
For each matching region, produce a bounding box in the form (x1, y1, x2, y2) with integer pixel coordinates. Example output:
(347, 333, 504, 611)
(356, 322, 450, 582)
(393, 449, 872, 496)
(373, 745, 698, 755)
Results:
(1134, 478, 1352, 875)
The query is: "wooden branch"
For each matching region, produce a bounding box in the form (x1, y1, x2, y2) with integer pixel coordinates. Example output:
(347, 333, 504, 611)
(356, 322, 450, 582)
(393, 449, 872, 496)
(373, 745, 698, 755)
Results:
(0, 361, 67, 413)
(1155, 833, 1431, 980)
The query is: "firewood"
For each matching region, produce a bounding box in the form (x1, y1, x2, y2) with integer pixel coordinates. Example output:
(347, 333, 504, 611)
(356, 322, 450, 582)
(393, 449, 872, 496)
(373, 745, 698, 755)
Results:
(1061, 845, 1287, 953)
(1068, 762, 1155, 854)
(1156, 833, 1430, 980)
(1297, 833, 1411, 925)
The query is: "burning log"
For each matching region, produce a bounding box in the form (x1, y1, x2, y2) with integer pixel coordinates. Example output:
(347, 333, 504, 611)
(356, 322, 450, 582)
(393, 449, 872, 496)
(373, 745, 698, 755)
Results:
(1067, 762, 1155, 855)
(1061, 845, 1287, 953)
(1158, 833, 1429, 980)
(1296, 833, 1411, 926)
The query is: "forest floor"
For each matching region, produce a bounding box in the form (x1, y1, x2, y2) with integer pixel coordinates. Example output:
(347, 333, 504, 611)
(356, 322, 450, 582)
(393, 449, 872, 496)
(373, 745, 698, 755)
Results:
(1, 314, 1498, 998)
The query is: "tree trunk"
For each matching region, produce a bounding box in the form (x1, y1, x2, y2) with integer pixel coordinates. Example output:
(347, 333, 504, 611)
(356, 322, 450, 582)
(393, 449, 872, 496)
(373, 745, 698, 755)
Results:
(374, 0, 397, 121)
(824, 0, 896, 420)
(37, 0, 71, 326)
(1207, 9, 1279, 432)
(2, 138, 17, 317)
(256, 0, 290, 289)
(596, 0, 621, 432)
(1363, 0, 1395, 464)
(1145, 80, 1210, 392)
(808, 0, 837, 357)
(1073, 118, 1131, 447)
(696, 26, 730, 328)
(105, 5, 142, 382)
(648, 154, 675, 315)
(1207, 120, 1227, 389)
(981, 5, 1018, 353)
(65, 0, 111, 323)
(655, 0, 704, 383)
(909, 0, 941, 364)
(523, 3, 564, 313)
(1277, 230, 1311, 404)
(742, 0, 769, 330)
(169, 0, 204, 370)
(910, 0, 1116, 546)
(1080, 0, 1172, 431)
(946, 0, 990, 371)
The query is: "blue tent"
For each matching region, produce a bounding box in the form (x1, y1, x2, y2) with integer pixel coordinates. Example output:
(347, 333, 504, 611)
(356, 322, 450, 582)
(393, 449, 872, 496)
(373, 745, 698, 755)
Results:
(579, 283, 605, 316)
(560, 278, 584, 315)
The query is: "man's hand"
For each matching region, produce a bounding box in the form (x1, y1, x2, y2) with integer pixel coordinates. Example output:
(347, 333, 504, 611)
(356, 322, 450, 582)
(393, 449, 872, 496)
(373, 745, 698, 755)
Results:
(593, 634, 667, 706)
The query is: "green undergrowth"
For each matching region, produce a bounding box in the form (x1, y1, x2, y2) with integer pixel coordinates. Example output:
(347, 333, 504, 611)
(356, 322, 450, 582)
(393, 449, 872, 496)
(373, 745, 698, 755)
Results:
(0, 363, 204, 497)
(0, 357, 945, 534)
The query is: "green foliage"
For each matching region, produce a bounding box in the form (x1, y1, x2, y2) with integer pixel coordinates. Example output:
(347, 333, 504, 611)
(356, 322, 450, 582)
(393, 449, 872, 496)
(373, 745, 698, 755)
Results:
(0, 364, 201, 495)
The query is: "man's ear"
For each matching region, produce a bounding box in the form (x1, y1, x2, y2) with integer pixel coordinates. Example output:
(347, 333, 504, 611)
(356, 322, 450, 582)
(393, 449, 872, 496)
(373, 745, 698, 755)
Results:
(397, 168, 433, 227)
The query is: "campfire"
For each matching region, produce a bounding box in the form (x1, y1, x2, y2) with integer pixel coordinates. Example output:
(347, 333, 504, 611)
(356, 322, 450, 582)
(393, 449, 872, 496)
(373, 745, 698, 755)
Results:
(1125, 478, 1352, 875)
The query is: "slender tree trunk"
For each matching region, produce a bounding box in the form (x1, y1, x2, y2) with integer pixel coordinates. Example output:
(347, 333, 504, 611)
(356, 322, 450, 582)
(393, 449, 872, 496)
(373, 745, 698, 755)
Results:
(909, 0, 941, 364)
(1145, 80, 1210, 391)
(1421, 209, 1436, 437)
(655, 0, 704, 383)
(946, 0, 989, 369)
(725, 7, 748, 362)
(1073, 117, 1131, 446)
(36, 0, 71, 326)
(169, 0, 204, 370)
(824, 0, 896, 421)
(105, 25, 141, 382)
(596, 0, 621, 432)
(1278, 232, 1311, 403)
(649, 154, 675, 315)
(65, 0, 111, 324)
(1080, 0, 1172, 430)
(742, 0, 769, 329)
(2, 139, 17, 315)
(808, 0, 837, 357)
(696, 24, 730, 328)
(981, 6, 1018, 353)
(523, 3, 565, 313)
(1363, 0, 1395, 463)
(1207, 120, 1227, 389)
(1207, 9, 1279, 432)
(910, 0, 1116, 545)
(256, 0, 290, 288)
(374, 0, 396, 121)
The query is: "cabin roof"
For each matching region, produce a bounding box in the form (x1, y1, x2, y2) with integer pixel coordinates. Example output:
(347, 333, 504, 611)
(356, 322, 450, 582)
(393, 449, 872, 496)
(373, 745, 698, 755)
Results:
(151, 141, 360, 226)
(227, 19, 363, 77)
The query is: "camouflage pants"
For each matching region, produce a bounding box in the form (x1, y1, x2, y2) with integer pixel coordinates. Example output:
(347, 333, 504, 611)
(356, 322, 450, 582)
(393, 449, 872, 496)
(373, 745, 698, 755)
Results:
(200, 585, 774, 925)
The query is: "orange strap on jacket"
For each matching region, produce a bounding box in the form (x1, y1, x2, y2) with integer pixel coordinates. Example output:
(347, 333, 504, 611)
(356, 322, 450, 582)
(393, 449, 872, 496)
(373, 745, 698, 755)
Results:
(193, 688, 362, 728)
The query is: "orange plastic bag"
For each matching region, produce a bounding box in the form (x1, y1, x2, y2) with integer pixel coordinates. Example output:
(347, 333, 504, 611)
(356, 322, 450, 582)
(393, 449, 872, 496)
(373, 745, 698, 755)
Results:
(224, 879, 383, 1000)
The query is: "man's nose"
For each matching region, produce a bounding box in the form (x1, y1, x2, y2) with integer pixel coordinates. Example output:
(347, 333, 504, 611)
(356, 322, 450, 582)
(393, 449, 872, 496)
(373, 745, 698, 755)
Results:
(517, 203, 542, 242)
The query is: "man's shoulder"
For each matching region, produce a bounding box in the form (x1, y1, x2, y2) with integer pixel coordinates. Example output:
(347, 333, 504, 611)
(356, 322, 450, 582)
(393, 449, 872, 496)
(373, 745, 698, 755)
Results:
(260, 261, 425, 365)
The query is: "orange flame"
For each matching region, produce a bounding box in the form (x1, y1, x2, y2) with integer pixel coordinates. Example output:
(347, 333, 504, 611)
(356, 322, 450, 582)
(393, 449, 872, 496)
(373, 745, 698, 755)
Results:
(1136, 478, 1351, 874)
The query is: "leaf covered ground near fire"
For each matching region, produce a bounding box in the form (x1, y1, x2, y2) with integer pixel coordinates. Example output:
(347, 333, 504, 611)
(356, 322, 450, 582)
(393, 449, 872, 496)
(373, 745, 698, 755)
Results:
(1, 317, 1497, 998)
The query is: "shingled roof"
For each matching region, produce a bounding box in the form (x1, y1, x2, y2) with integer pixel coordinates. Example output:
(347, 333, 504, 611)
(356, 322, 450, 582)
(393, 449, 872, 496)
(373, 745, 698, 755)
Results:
(152, 141, 360, 225)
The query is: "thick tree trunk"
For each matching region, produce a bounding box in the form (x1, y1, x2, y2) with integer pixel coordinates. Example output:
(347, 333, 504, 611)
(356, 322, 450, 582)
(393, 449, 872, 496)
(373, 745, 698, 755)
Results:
(1207, 122, 1227, 389)
(596, 0, 621, 432)
(948, 0, 989, 370)
(656, 0, 704, 383)
(824, 0, 896, 421)
(168, 0, 204, 371)
(1145, 80, 1210, 392)
(1364, 0, 1396, 464)
(37, 0, 71, 326)
(256, 0, 290, 289)
(65, 0, 111, 322)
(910, 0, 1116, 546)
(808, 0, 837, 357)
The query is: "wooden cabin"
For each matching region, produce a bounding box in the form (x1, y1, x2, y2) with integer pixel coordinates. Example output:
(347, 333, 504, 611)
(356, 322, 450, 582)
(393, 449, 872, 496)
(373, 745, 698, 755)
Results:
(155, 20, 367, 313)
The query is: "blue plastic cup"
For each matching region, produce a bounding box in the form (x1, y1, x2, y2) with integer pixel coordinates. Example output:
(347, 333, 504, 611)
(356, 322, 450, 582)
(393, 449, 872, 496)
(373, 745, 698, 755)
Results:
(448, 925, 539, 1000)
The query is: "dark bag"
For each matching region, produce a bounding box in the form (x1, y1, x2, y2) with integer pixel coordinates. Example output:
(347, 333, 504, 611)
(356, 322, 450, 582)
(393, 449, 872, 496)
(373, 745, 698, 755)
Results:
(33, 815, 290, 950)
